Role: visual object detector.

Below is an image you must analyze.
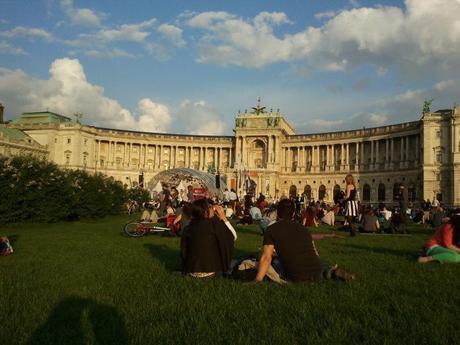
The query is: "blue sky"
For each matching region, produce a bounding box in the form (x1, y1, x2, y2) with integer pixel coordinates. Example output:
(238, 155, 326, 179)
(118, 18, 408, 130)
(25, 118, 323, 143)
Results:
(1, 0, 460, 135)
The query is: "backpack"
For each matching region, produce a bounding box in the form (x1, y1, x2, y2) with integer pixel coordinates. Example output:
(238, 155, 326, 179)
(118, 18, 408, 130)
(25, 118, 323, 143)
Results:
(0, 236, 13, 256)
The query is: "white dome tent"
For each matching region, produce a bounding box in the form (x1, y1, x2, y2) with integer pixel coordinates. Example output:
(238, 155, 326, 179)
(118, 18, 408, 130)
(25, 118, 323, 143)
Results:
(147, 168, 227, 198)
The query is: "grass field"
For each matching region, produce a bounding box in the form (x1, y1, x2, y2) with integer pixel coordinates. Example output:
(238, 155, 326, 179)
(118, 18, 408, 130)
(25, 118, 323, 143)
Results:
(1, 215, 459, 345)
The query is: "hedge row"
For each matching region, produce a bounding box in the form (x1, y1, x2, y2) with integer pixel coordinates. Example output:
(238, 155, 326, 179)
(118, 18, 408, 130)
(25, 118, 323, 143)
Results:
(0, 155, 149, 224)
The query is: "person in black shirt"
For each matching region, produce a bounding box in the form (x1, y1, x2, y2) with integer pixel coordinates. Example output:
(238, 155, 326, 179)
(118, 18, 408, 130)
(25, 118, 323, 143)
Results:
(180, 199, 237, 278)
(255, 199, 354, 283)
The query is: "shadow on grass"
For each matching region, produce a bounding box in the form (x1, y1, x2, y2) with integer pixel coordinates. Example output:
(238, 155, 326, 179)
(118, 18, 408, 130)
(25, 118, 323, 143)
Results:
(144, 243, 181, 272)
(29, 296, 127, 345)
(343, 243, 418, 261)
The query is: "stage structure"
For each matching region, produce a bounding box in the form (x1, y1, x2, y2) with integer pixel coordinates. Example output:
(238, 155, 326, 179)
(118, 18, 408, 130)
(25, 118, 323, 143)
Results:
(3, 100, 460, 206)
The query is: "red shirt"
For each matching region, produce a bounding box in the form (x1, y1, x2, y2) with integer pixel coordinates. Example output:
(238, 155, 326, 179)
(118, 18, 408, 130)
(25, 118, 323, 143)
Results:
(425, 223, 455, 248)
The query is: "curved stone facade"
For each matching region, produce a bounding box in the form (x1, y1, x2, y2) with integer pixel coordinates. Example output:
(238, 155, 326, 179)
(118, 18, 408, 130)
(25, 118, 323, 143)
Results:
(7, 105, 460, 206)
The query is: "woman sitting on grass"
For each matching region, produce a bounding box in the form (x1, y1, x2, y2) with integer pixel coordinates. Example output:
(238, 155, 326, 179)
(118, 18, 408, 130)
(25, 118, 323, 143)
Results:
(418, 210, 460, 264)
(180, 199, 237, 278)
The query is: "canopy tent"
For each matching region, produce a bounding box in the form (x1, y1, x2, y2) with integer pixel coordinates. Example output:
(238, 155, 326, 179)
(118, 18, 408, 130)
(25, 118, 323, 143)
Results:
(147, 168, 227, 198)
(152, 181, 163, 193)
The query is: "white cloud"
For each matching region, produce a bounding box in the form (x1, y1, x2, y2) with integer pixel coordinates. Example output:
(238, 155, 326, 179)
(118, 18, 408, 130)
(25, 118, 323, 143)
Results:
(0, 41, 27, 55)
(314, 11, 338, 20)
(304, 112, 388, 133)
(60, 0, 104, 27)
(0, 26, 53, 41)
(177, 100, 226, 135)
(137, 98, 172, 133)
(85, 48, 135, 59)
(66, 18, 157, 47)
(187, 1, 460, 75)
(0, 58, 170, 132)
(157, 23, 185, 47)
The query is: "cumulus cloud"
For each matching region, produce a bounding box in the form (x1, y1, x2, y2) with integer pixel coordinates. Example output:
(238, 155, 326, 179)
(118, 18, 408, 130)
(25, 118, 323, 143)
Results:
(66, 18, 157, 47)
(0, 58, 171, 132)
(176, 100, 226, 135)
(85, 48, 135, 59)
(60, 0, 104, 27)
(0, 41, 27, 55)
(157, 23, 185, 47)
(300, 112, 389, 133)
(0, 26, 53, 41)
(187, 0, 460, 75)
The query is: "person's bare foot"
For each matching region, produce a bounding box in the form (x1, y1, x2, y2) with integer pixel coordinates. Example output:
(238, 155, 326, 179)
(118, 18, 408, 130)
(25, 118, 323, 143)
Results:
(417, 256, 432, 263)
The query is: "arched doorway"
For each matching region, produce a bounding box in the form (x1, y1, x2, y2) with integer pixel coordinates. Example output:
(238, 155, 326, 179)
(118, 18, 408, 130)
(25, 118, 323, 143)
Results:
(378, 183, 386, 201)
(304, 185, 312, 201)
(289, 185, 297, 198)
(408, 184, 416, 202)
(333, 184, 341, 204)
(393, 183, 402, 201)
(318, 185, 326, 201)
(249, 139, 266, 168)
(362, 183, 371, 202)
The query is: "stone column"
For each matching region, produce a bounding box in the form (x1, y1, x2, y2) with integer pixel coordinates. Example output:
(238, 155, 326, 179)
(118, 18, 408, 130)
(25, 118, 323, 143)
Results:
(390, 138, 395, 169)
(157, 145, 162, 169)
(360, 142, 365, 169)
(97, 140, 101, 168)
(375, 140, 380, 169)
(128, 143, 132, 168)
(345, 143, 349, 169)
(385, 139, 389, 169)
(400, 137, 404, 169)
(370, 140, 374, 170)
(214, 148, 218, 170)
(415, 135, 420, 164)
(229, 147, 233, 168)
(405, 136, 410, 168)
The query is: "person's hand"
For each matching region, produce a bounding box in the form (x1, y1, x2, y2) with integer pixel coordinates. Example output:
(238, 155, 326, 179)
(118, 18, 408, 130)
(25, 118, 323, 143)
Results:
(213, 205, 227, 221)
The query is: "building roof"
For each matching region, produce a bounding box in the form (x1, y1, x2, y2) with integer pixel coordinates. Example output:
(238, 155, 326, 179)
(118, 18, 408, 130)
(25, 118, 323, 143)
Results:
(10, 111, 73, 125)
(0, 127, 38, 144)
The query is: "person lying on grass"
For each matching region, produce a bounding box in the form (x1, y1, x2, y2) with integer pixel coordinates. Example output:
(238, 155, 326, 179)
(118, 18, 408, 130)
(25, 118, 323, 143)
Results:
(180, 199, 237, 278)
(254, 199, 355, 283)
(418, 209, 460, 264)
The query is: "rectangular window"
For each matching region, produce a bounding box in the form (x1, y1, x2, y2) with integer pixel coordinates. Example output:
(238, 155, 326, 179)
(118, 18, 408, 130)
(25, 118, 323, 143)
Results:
(67, 138, 71, 144)
(436, 152, 442, 163)
(436, 130, 441, 138)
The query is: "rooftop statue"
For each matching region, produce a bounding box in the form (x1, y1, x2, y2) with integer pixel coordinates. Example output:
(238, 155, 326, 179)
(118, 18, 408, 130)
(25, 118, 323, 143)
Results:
(251, 97, 266, 115)
(423, 98, 434, 114)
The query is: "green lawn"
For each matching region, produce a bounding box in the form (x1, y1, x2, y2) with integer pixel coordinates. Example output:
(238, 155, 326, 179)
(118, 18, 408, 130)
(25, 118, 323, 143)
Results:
(1, 216, 459, 345)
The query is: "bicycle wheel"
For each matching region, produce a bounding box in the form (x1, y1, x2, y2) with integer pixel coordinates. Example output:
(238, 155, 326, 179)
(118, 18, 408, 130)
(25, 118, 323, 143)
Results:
(124, 222, 147, 237)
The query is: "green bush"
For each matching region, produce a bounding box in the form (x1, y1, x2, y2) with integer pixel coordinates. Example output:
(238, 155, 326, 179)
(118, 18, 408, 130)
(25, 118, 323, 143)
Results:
(0, 155, 136, 224)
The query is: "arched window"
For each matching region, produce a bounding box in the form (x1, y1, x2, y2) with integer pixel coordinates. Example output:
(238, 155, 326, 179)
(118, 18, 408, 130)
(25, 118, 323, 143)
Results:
(289, 185, 297, 198)
(362, 184, 371, 202)
(318, 185, 326, 200)
(304, 185, 312, 200)
(378, 183, 386, 201)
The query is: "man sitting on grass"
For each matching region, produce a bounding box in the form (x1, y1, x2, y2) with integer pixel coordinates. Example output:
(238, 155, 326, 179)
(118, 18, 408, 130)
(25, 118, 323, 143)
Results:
(255, 199, 354, 283)
(181, 199, 237, 278)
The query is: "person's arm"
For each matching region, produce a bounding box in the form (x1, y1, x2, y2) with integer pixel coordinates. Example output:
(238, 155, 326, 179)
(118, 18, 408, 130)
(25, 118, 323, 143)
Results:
(214, 205, 237, 240)
(343, 185, 351, 200)
(375, 219, 380, 230)
(173, 213, 182, 225)
(255, 244, 274, 282)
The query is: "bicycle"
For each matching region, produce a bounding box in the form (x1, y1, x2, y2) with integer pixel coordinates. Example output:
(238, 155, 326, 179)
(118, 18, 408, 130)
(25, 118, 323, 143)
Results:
(123, 221, 170, 237)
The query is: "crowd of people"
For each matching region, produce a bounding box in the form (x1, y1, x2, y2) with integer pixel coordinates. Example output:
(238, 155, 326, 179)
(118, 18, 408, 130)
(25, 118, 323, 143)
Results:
(137, 174, 460, 283)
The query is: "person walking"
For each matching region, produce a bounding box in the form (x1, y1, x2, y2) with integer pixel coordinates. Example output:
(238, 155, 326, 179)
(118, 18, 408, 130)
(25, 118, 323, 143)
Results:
(343, 174, 359, 236)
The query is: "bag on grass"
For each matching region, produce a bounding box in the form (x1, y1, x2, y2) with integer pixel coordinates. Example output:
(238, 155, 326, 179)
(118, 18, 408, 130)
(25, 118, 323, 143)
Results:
(0, 236, 13, 256)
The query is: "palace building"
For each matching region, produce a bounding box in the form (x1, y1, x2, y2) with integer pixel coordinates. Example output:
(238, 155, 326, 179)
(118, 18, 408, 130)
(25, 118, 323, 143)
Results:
(2, 101, 460, 206)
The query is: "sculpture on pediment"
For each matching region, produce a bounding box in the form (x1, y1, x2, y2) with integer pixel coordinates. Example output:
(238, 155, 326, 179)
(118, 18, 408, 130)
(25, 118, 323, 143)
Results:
(267, 117, 274, 127)
(251, 97, 266, 115)
(423, 99, 434, 114)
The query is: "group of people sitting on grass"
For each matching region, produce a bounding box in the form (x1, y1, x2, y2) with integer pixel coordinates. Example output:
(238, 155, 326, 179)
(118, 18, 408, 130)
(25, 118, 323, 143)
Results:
(179, 197, 354, 282)
(137, 175, 460, 282)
